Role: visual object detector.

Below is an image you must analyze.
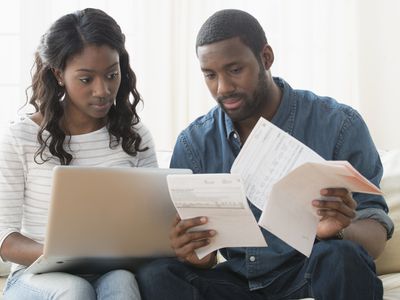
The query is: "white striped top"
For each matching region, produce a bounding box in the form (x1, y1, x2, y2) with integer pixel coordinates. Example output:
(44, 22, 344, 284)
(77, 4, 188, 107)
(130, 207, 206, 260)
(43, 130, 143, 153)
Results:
(0, 117, 158, 269)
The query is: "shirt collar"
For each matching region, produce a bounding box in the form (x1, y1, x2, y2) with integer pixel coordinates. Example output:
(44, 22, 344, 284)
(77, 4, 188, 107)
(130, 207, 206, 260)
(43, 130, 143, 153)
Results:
(271, 77, 296, 135)
(221, 77, 297, 139)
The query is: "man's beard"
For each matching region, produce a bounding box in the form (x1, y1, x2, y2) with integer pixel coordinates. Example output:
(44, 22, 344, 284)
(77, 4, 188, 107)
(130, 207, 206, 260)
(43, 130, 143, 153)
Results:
(218, 68, 269, 122)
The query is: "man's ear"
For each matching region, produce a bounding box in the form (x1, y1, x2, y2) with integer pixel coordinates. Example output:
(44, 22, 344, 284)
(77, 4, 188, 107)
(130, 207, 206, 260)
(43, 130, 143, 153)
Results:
(259, 44, 274, 70)
(52, 68, 64, 86)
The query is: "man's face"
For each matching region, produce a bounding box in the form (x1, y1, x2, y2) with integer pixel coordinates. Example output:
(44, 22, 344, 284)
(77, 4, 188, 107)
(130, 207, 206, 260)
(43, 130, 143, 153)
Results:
(197, 37, 269, 122)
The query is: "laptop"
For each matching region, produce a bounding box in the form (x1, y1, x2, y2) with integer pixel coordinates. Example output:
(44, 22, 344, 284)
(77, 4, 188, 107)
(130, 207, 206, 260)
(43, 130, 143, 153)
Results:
(25, 166, 192, 274)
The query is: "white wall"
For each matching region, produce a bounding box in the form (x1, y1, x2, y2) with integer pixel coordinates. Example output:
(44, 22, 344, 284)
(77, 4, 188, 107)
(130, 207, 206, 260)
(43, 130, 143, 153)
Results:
(1, 0, 399, 151)
(357, 0, 400, 150)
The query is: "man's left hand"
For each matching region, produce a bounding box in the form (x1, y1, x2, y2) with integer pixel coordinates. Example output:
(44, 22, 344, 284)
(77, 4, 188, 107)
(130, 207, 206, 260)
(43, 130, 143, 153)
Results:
(312, 188, 357, 240)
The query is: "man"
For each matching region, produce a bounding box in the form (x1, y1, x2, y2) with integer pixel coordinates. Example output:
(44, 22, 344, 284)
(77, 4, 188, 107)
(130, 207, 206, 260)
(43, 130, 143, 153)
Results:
(137, 9, 394, 300)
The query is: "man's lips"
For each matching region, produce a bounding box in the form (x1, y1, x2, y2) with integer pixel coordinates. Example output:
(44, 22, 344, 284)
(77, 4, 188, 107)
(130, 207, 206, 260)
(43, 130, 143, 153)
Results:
(221, 97, 242, 110)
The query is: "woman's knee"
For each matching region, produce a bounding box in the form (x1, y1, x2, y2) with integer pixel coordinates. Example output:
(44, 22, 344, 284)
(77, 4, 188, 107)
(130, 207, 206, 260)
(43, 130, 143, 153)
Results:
(5, 272, 96, 300)
(95, 269, 141, 299)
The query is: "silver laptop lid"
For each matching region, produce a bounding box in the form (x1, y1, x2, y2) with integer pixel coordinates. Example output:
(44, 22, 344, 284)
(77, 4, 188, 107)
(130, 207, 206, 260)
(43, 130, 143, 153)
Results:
(44, 166, 192, 258)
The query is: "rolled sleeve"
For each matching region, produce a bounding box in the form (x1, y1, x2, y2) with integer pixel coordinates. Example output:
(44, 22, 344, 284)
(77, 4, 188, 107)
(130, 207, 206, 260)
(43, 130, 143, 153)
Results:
(355, 207, 394, 239)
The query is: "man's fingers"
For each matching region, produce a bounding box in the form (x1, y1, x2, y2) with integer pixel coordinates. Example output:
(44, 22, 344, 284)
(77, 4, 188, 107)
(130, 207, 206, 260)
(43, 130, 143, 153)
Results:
(170, 216, 207, 238)
(174, 239, 211, 259)
(321, 188, 357, 209)
(171, 229, 215, 250)
(314, 199, 356, 219)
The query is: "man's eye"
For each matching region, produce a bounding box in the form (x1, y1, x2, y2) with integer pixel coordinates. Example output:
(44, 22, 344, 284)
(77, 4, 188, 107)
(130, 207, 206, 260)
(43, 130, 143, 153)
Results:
(204, 73, 216, 80)
(231, 67, 242, 74)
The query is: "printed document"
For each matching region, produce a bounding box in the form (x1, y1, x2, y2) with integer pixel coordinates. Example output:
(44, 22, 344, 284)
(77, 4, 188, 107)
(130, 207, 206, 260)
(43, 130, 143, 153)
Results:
(167, 174, 267, 259)
(231, 117, 324, 210)
(231, 117, 382, 256)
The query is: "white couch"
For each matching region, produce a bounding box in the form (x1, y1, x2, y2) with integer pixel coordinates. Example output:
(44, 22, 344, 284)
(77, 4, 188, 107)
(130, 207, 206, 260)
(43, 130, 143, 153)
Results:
(1, 150, 399, 299)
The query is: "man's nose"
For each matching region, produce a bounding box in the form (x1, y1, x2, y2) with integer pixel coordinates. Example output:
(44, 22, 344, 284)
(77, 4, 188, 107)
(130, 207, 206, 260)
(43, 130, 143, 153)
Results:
(217, 75, 235, 96)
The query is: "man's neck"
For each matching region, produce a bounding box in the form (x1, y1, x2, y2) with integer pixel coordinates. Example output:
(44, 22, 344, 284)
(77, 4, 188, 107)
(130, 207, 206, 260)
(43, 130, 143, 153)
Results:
(236, 79, 282, 144)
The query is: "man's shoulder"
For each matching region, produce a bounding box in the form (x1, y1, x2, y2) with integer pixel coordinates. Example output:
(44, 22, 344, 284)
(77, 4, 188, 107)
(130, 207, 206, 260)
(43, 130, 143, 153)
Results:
(181, 105, 222, 135)
(294, 87, 361, 121)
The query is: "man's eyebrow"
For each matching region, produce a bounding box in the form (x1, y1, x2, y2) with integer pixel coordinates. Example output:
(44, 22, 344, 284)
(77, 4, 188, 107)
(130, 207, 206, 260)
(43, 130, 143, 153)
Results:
(201, 62, 240, 72)
(75, 62, 119, 72)
(201, 67, 214, 72)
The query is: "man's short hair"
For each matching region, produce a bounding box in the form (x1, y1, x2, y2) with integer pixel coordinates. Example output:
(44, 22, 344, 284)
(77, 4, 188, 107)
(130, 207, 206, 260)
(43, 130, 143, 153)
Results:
(196, 9, 268, 57)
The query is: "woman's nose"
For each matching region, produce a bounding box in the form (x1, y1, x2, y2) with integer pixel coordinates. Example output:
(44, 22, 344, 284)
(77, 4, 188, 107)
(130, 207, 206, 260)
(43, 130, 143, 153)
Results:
(93, 78, 110, 98)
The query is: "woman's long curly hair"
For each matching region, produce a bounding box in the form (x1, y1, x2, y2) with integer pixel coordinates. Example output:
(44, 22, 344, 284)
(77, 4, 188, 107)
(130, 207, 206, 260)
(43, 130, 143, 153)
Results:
(29, 8, 146, 165)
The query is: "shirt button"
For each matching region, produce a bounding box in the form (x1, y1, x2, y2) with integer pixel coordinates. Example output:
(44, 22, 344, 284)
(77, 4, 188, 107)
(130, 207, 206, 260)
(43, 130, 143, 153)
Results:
(249, 256, 256, 262)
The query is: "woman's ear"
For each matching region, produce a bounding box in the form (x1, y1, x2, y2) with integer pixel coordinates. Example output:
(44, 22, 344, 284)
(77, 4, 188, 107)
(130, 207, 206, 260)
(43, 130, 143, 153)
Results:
(52, 68, 64, 86)
(260, 44, 274, 70)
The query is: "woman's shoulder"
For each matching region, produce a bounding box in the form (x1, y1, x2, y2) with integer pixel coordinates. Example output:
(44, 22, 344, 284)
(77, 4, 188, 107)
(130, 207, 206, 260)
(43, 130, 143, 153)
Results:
(133, 121, 153, 142)
(3, 115, 39, 141)
(9, 115, 38, 130)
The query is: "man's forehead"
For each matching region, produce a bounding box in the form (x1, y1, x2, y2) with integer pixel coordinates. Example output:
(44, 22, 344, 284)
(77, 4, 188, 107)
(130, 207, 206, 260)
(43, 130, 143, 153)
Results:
(198, 37, 254, 68)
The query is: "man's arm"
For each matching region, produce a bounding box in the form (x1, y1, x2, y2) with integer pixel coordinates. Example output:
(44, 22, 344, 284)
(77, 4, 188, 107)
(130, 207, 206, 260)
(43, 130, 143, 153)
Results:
(313, 188, 387, 259)
(343, 219, 387, 259)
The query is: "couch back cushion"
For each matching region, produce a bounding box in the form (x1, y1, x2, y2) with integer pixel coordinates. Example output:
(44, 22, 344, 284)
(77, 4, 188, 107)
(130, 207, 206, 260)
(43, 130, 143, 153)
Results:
(375, 150, 400, 275)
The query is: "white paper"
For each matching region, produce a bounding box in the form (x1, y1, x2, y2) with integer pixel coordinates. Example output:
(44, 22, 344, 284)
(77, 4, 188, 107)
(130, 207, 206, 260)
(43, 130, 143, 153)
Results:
(231, 117, 382, 257)
(167, 174, 267, 259)
(231, 117, 324, 210)
(259, 161, 382, 256)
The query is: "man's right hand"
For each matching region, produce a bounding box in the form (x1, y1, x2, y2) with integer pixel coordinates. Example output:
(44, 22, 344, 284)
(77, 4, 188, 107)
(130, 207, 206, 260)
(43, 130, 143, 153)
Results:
(170, 214, 217, 268)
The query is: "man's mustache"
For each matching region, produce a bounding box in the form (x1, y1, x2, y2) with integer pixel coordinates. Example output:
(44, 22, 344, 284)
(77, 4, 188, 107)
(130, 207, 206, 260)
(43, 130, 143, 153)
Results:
(217, 93, 246, 102)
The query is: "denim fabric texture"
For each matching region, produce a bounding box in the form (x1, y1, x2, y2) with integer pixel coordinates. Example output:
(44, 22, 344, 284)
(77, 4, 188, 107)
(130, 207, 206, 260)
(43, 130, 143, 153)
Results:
(137, 240, 382, 300)
(163, 77, 391, 297)
(3, 269, 140, 299)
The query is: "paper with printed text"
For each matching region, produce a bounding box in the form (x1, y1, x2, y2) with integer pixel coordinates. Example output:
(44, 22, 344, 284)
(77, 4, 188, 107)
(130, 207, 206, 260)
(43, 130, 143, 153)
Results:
(231, 117, 382, 256)
(167, 173, 267, 259)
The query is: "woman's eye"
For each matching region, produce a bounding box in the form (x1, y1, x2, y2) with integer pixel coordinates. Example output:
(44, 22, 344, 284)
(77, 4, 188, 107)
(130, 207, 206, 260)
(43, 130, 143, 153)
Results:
(108, 72, 119, 79)
(79, 77, 91, 84)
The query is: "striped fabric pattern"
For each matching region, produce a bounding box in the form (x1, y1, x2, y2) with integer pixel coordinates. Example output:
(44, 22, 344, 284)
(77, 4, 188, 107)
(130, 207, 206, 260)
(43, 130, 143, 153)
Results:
(0, 117, 158, 268)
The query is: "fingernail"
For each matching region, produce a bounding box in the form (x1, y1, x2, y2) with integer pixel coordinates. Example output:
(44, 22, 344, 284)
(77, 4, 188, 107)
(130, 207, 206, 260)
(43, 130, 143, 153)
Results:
(200, 217, 207, 223)
(209, 230, 216, 236)
(321, 189, 328, 195)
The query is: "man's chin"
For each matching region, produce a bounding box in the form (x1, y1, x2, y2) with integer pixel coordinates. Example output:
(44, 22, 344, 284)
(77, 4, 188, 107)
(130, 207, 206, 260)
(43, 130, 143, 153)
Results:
(222, 108, 245, 122)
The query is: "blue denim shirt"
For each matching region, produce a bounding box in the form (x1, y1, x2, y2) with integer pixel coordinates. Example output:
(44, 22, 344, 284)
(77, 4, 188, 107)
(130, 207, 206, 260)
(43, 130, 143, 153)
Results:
(170, 77, 394, 291)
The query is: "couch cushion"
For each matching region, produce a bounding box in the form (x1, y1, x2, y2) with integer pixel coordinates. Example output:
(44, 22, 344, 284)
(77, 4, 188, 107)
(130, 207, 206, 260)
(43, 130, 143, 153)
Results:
(0, 262, 10, 277)
(381, 273, 400, 300)
(375, 150, 400, 275)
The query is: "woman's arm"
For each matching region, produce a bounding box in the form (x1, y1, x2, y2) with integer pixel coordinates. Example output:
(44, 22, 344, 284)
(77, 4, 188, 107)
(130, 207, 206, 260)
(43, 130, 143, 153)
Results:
(0, 232, 43, 266)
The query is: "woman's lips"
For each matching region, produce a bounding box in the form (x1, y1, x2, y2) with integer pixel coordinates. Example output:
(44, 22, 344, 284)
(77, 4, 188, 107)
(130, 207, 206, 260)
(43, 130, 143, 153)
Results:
(91, 101, 112, 111)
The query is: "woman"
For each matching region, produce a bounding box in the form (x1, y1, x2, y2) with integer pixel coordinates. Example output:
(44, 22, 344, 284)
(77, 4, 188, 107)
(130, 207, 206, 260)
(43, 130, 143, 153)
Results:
(0, 8, 157, 299)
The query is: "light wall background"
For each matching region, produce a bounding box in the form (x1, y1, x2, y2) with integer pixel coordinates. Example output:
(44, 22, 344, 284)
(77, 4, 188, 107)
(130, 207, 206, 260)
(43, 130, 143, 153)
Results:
(0, 0, 399, 151)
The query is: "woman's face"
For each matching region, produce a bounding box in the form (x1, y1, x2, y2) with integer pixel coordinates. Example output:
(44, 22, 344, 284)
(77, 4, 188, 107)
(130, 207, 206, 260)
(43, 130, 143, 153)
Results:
(56, 44, 121, 131)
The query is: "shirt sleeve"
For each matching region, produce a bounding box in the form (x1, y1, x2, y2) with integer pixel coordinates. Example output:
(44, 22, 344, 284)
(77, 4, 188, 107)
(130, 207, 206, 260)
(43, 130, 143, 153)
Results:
(335, 109, 394, 239)
(0, 125, 25, 262)
(134, 122, 158, 168)
(170, 131, 202, 173)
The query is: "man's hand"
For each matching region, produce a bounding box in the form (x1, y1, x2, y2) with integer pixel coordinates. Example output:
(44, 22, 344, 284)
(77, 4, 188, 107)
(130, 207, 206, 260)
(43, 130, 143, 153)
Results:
(312, 188, 357, 240)
(170, 214, 217, 268)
